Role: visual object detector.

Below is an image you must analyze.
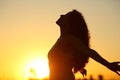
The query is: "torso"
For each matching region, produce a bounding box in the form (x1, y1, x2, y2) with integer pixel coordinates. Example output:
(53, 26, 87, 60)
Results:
(48, 36, 75, 80)
(48, 35, 89, 80)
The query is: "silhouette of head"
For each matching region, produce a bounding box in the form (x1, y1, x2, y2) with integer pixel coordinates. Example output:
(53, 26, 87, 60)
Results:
(56, 10, 90, 47)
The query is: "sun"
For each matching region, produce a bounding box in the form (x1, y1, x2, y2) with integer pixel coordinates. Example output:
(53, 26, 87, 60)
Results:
(25, 58, 49, 79)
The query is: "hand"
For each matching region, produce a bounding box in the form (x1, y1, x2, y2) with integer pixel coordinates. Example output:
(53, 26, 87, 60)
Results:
(108, 62, 120, 76)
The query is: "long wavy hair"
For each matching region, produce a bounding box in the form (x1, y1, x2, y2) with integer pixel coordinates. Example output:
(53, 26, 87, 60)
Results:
(63, 10, 90, 73)
(67, 10, 90, 46)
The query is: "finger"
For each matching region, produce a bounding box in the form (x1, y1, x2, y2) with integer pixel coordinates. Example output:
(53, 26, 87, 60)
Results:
(116, 71, 120, 76)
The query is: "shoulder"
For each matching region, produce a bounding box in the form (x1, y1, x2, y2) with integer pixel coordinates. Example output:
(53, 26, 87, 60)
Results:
(61, 35, 92, 54)
(59, 35, 84, 49)
(59, 35, 83, 45)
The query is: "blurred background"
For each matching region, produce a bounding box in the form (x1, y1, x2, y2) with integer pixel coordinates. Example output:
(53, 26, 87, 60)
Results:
(0, 0, 120, 80)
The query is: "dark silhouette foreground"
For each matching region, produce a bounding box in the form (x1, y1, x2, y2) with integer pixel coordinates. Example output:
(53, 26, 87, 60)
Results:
(48, 10, 120, 80)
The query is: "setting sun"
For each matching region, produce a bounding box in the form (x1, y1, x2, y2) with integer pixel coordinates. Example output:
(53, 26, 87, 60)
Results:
(25, 58, 49, 79)
(1, 0, 120, 80)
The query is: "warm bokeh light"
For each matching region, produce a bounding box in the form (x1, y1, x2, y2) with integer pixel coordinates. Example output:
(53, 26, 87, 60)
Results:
(0, 0, 120, 80)
(25, 58, 49, 79)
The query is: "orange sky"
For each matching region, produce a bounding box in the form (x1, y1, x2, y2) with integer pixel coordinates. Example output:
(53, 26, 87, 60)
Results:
(0, 0, 120, 80)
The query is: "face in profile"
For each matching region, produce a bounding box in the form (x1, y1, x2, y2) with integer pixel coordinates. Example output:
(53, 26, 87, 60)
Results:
(56, 12, 72, 27)
(56, 10, 85, 33)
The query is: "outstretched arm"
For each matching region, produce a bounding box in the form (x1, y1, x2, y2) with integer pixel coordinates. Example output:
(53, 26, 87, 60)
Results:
(65, 35, 120, 75)
(89, 49, 120, 75)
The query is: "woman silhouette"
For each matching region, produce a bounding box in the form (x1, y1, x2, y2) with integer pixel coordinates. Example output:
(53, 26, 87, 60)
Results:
(48, 10, 120, 80)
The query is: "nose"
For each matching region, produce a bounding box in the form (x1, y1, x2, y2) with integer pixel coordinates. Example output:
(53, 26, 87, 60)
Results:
(60, 15, 65, 17)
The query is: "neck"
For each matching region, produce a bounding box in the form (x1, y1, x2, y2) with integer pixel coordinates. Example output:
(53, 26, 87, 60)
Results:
(60, 28, 70, 36)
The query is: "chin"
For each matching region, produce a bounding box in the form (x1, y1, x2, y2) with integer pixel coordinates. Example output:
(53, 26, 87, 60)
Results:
(56, 19, 60, 26)
(56, 20, 59, 25)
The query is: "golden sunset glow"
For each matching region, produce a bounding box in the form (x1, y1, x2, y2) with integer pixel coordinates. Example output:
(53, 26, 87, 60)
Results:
(1, 0, 120, 80)
(25, 58, 49, 79)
